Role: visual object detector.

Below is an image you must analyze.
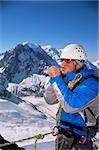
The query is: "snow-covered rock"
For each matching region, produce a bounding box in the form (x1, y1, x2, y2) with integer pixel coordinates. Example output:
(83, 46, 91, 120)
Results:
(92, 60, 99, 69)
(22, 41, 39, 49)
(17, 74, 49, 97)
(7, 83, 19, 95)
(0, 53, 4, 60)
(85, 60, 99, 77)
(7, 74, 49, 97)
(41, 45, 60, 62)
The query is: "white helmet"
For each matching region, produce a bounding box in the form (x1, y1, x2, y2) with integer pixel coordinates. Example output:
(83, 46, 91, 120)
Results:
(60, 43, 87, 60)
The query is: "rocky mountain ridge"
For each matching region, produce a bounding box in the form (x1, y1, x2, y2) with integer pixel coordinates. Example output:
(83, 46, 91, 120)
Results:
(0, 42, 59, 83)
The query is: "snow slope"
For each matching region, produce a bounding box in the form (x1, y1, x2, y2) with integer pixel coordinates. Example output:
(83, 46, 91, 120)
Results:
(0, 96, 58, 149)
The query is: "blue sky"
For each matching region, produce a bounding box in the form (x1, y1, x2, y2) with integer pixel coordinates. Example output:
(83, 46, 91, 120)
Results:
(0, 1, 98, 61)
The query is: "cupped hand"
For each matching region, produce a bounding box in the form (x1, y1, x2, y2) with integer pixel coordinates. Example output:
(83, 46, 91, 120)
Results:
(48, 66, 61, 78)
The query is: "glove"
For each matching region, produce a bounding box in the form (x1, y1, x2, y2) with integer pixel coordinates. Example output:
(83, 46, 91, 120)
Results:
(48, 66, 61, 78)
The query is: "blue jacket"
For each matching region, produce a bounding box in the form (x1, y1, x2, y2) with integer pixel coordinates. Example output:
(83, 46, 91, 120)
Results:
(45, 65, 98, 136)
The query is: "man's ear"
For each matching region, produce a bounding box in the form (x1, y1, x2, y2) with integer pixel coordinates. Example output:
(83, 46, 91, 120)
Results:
(73, 60, 77, 65)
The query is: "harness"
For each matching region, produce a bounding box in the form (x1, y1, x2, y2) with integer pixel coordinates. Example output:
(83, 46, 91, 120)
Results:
(56, 73, 98, 136)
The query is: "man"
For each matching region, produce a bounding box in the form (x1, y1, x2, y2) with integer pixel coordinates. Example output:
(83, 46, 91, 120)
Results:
(44, 43, 98, 150)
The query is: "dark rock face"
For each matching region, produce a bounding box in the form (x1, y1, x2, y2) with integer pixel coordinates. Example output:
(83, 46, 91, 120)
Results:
(0, 134, 25, 150)
(0, 43, 59, 83)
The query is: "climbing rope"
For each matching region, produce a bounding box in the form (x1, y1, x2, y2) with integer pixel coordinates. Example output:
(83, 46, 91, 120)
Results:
(0, 132, 53, 149)
(34, 133, 51, 150)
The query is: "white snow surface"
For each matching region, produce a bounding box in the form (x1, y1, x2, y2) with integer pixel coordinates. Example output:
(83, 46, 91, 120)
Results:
(0, 96, 99, 150)
(0, 54, 4, 60)
(0, 96, 58, 149)
(0, 67, 5, 73)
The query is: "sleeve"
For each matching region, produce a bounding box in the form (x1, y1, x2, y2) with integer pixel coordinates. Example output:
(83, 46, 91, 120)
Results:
(44, 82, 59, 105)
(52, 75, 98, 113)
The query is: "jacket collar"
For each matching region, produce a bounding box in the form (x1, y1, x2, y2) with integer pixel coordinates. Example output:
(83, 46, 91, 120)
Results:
(65, 65, 94, 83)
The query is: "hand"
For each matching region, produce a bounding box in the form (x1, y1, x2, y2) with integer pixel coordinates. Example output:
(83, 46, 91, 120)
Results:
(48, 66, 61, 78)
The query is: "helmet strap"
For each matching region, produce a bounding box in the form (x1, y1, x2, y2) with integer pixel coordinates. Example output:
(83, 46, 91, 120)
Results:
(74, 61, 82, 72)
(75, 60, 84, 67)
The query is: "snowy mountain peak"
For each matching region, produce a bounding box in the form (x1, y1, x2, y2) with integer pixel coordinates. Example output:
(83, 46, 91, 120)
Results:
(41, 45, 60, 62)
(22, 41, 39, 49)
(0, 42, 58, 83)
(41, 45, 53, 50)
(92, 60, 99, 69)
